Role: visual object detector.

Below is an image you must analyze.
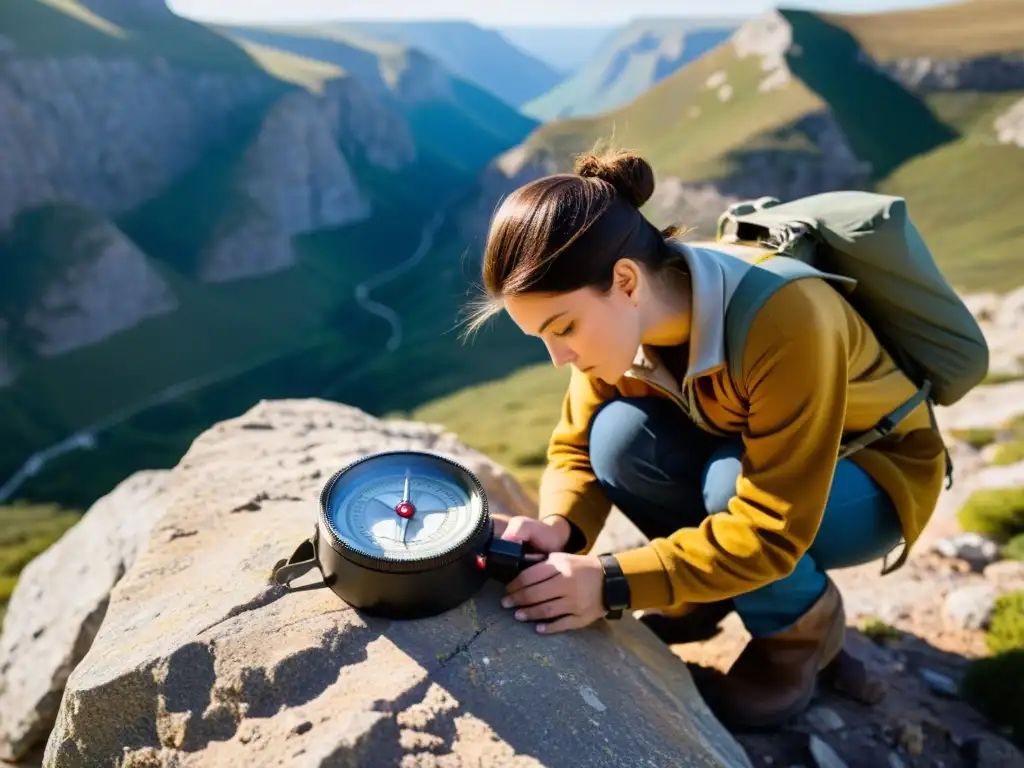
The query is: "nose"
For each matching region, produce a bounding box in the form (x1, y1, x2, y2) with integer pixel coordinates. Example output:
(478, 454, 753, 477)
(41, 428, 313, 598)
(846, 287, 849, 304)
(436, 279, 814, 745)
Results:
(545, 339, 577, 368)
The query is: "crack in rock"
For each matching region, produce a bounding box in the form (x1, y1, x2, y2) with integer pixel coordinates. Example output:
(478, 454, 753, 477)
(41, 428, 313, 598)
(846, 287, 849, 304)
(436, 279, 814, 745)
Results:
(197, 587, 284, 637)
(435, 624, 490, 669)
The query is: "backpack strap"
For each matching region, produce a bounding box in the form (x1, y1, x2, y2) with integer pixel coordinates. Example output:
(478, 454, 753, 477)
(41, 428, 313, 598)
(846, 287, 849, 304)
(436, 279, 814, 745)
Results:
(724, 255, 838, 382)
(724, 255, 935, 463)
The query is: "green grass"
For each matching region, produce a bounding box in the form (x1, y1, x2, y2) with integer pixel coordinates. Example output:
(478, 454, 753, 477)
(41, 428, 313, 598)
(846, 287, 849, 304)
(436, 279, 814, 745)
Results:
(950, 427, 1000, 450)
(826, 0, 1024, 61)
(993, 442, 1024, 466)
(878, 127, 1024, 292)
(0, 501, 81, 625)
(958, 488, 1024, 542)
(861, 616, 903, 645)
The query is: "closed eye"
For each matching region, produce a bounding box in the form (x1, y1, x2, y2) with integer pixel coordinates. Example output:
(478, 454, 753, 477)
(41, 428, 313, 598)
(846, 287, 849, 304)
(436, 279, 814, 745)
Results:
(553, 322, 575, 337)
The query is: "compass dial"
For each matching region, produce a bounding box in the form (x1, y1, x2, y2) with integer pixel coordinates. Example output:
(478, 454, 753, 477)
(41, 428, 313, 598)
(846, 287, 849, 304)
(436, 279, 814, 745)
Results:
(324, 465, 483, 562)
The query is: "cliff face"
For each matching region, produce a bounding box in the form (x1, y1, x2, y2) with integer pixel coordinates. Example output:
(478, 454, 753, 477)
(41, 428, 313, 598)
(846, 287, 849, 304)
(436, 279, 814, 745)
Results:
(0, 56, 274, 231)
(0, 9, 419, 376)
(19, 207, 179, 357)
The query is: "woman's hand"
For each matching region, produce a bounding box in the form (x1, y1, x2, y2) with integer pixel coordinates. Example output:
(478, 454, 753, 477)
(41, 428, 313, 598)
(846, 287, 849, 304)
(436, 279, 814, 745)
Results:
(493, 515, 571, 554)
(500, 553, 607, 634)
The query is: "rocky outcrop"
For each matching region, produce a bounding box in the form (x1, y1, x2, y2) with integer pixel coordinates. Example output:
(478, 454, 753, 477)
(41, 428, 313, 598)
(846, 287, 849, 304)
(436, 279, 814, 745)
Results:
(873, 53, 1024, 93)
(375, 47, 456, 107)
(7, 399, 752, 767)
(12, 205, 178, 356)
(730, 10, 795, 93)
(0, 470, 172, 763)
(995, 96, 1024, 147)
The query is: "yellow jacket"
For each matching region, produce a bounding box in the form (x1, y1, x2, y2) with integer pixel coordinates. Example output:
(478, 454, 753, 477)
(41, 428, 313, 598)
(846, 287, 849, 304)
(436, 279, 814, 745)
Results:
(539, 242, 949, 612)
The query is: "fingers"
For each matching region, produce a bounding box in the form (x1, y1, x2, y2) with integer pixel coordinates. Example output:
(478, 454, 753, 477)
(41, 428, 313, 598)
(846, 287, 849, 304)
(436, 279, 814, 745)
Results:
(499, 517, 565, 554)
(536, 613, 589, 634)
(503, 564, 561, 606)
(509, 596, 573, 624)
(500, 516, 531, 542)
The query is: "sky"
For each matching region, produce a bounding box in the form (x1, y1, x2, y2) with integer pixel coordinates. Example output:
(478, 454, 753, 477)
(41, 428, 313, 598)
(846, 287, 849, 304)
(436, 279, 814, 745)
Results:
(167, 0, 958, 27)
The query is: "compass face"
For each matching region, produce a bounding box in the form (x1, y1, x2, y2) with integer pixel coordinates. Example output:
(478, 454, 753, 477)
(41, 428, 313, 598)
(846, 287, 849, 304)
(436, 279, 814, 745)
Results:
(323, 455, 484, 562)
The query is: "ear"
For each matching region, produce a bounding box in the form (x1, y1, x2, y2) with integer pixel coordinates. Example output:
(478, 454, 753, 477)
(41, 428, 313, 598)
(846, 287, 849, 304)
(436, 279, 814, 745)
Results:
(611, 259, 642, 304)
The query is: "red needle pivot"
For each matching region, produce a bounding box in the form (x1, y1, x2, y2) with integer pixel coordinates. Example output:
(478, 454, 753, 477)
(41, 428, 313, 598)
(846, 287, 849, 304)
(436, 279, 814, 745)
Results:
(395, 501, 416, 519)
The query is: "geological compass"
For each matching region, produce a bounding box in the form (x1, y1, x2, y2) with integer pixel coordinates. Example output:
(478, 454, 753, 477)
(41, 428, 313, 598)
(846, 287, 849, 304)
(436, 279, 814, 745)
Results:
(271, 450, 545, 619)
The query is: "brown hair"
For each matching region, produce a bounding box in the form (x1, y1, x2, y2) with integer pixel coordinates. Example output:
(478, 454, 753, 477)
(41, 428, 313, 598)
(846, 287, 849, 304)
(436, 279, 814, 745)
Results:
(462, 148, 689, 337)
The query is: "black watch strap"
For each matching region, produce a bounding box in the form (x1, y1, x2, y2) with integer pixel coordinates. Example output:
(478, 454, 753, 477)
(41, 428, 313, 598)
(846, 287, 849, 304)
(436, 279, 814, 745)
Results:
(598, 553, 630, 620)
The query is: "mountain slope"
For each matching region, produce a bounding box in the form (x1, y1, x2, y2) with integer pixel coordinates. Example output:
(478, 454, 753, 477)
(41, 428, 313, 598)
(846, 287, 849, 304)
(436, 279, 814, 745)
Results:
(318, 20, 563, 109)
(523, 17, 742, 121)
(219, 23, 539, 174)
(470, 0, 1024, 293)
(0, 0, 547, 509)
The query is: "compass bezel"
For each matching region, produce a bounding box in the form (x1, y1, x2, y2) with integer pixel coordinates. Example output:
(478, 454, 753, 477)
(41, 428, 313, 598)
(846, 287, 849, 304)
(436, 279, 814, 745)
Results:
(317, 450, 492, 574)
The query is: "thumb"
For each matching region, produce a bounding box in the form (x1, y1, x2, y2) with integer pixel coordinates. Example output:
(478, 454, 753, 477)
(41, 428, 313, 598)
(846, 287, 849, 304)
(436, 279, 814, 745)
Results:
(500, 515, 531, 542)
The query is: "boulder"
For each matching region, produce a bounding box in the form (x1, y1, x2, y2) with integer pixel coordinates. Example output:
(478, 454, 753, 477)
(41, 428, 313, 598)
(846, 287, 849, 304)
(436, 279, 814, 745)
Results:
(41, 399, 751, 767)
(0, 469, 173, 763)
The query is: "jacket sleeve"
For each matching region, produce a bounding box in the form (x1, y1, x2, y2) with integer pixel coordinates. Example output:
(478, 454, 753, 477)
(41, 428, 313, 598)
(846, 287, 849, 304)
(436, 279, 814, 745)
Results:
(613, 280, 852, 611)
(538, 366, 617, 552)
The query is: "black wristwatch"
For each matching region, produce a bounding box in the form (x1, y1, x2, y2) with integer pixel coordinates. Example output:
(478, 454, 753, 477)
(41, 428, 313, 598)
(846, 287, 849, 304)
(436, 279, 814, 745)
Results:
(598, 553, 630, 620)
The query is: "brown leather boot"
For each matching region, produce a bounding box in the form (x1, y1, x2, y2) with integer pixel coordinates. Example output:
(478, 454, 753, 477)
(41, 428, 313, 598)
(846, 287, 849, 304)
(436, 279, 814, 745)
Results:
(695, 577, 846, 731)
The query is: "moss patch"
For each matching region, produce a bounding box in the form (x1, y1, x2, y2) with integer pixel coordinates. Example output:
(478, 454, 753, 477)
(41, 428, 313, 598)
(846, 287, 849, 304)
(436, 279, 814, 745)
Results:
(957, 488, 1024, 542)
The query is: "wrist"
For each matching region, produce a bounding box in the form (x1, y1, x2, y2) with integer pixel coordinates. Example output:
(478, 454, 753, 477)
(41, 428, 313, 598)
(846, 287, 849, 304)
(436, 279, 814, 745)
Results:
(540, 515, 572, 548)
(598, 553, 631, 620)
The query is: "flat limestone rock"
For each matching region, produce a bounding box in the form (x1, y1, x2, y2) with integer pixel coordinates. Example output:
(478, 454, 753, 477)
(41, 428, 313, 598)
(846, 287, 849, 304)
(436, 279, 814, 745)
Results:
(0, 469, 173, 763)
(42, 399, 751, 767)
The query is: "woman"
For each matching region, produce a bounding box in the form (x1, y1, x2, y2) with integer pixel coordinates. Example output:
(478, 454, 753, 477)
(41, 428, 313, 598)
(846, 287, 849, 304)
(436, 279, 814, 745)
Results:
(467, 149, 950, 730)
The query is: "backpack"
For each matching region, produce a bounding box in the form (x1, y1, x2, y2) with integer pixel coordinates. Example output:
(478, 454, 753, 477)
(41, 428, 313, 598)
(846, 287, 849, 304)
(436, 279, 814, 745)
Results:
(716, 190, 990, 489)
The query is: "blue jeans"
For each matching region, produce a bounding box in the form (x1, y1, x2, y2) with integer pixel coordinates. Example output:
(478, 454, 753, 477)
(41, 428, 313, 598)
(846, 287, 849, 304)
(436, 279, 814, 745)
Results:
(588, 397, 904, 637)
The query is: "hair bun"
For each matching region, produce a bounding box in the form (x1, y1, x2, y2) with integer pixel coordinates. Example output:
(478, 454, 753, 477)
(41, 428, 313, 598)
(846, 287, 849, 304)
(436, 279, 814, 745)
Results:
(573, 149, 656, 209)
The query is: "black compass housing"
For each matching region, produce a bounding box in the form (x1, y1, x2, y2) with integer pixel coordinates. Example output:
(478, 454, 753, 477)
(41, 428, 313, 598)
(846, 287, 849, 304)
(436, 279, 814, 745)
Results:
(272, 450, 541, 619)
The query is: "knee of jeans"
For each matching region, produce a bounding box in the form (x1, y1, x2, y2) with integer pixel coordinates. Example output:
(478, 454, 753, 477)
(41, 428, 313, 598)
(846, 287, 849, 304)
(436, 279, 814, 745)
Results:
(701, 442, 744, 514)
(587, 397, 673, 487)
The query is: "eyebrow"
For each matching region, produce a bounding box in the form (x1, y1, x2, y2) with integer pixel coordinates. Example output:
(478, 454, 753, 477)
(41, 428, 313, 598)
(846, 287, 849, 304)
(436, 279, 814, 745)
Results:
(536, 312, 566, 335)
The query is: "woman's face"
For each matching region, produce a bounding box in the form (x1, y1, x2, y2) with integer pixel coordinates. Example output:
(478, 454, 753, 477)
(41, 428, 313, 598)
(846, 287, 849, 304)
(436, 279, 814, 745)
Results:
(503, 264, 644, 385)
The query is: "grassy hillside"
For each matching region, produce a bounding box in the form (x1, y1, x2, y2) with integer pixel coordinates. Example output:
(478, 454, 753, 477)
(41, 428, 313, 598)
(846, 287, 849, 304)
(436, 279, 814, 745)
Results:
(510, 1, 1024, 292)
(523, 18, 741, 121)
